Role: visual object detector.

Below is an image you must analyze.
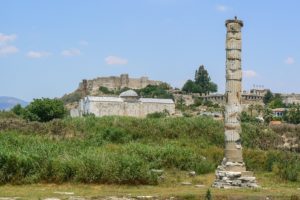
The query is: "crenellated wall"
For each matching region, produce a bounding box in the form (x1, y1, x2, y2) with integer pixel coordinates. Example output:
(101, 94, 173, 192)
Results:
(78, 74, 162, 95)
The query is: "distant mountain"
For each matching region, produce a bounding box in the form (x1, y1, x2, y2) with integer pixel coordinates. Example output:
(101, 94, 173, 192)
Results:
(0, 96, 29, 111)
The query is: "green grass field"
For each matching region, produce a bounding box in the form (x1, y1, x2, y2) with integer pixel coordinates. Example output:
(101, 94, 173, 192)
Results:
(0, 115, 299, 199)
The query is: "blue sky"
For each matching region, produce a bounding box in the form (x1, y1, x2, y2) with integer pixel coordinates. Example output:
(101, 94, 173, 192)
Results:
(1, 0, 299, 101)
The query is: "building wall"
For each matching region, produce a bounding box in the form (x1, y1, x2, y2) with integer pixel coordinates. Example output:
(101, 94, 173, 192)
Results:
(281, 94, 300, 105)
(141, 102, 175, 115)
(88, 101, 124, 116)
(84, 100, 175, 117)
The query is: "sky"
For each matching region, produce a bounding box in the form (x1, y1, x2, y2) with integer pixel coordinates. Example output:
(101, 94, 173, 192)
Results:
(1, 0, 300, 102)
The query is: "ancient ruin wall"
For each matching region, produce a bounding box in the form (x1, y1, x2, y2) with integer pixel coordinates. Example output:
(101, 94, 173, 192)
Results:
(78, 74, 162, 95)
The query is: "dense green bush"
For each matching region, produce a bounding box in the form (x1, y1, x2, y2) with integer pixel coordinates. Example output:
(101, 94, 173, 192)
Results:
(136, 84, 173, 99)
(0, 132, 158, 184)
(146, 110, 169, 118)
(99, 86, 115, 94)
(3, 115, 287, 149)
(102, 128, 131, 144)
(0, 131, 219, 184)
(0, 115, 299, 184)
(124, 143, 215, 174)
(26, 98, 66, 122)
(243, 149, 300, 182)
(11, 98, 66, 122)
(241, 123, 282, 150)
(275, 152, 300, 182)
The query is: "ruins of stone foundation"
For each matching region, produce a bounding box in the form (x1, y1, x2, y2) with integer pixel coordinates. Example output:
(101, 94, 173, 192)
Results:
(212, 17, 259, 188)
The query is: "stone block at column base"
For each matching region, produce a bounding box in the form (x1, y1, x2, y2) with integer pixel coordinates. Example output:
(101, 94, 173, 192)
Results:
(212, 165, 259, 188)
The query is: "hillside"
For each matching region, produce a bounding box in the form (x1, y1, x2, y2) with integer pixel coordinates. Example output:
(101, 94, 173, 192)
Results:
(61, 78, 173, 110)
(0, 96, 28, 110)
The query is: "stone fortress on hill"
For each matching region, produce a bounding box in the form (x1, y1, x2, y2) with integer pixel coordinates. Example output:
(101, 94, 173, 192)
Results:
(79, 74, 162, 96)
(71, 74, 175, 118)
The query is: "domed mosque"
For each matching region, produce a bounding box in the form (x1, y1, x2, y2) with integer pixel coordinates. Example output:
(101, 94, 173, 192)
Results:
(72, 89, 175, 117)
(119, 90, 139, 102)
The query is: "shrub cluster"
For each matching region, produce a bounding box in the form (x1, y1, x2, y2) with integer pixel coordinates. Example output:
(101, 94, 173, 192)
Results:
(244, 149, 300, 182)
(0, 131, 217, 184)
(241, 122, 282, 150)
(0, 115, 299, 184)
(11, 98, 66, 122)
(0, 116, 225, 146)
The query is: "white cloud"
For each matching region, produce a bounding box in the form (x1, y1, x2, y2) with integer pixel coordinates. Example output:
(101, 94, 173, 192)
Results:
(243, 70, 257, 78)
(105, 56, 128, 65)
(79, 40, 88, 46)
(0, 33, 17, 43)
(0, 33, 18, 56)
(0, 45, 19, 56)
(216, 4, 229, 12)
(285, 57, 295, 65)
(61, 48, 81, 57)
(27, 51, 51, 58)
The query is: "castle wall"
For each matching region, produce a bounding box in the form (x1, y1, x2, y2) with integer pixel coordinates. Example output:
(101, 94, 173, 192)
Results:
(79, 74, 162, 95)
(128, 78, 143, 89)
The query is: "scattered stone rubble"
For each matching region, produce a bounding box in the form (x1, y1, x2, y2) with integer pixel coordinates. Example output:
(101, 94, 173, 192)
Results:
(213, 164, 258, 188)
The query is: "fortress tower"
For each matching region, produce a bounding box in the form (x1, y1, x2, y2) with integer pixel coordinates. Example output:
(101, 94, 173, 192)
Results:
(213, 17, 258, 188)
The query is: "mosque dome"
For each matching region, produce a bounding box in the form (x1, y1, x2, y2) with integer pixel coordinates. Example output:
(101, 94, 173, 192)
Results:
(119, 89, 139, 98)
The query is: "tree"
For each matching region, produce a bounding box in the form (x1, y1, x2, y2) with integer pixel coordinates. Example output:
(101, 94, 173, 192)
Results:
(195, 65, 210, 94)
(284, 105, 300, 124)
(99, 86, 114, 94)
(25, 98, 66, 122)
(208, 82, 218, 93)
(254, 104, 264, 115)
(263, 107, 273, 123)
(11, 104, 24, 116)
(263, 90, 273, 105)
(195, 65, 215, 95)
(268, 94, 285, 109)
(248, 104, 255, 117)
(136, 84, 173, 99)
(182, 65, 218, 95)
(182, 80, 199, 93)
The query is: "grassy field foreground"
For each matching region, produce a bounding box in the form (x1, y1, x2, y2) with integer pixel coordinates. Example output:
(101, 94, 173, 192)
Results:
(0, 173, 299, 199)
(0, 115, 299, 199)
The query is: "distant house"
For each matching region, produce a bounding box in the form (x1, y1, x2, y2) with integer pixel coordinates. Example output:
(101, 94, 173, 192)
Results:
(70, 90, 175, 118)
(272, 108, 286, 117)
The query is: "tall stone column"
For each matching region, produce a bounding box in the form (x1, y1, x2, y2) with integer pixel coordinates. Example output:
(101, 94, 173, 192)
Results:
(213, 17, 258, 188)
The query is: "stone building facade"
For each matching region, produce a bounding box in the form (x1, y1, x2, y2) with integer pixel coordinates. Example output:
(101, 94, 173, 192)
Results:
(78, 74, 162, 95)
(71, 90, 175, 118)
(202, 91, 265, 106)
(281, 93, 300, 105)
